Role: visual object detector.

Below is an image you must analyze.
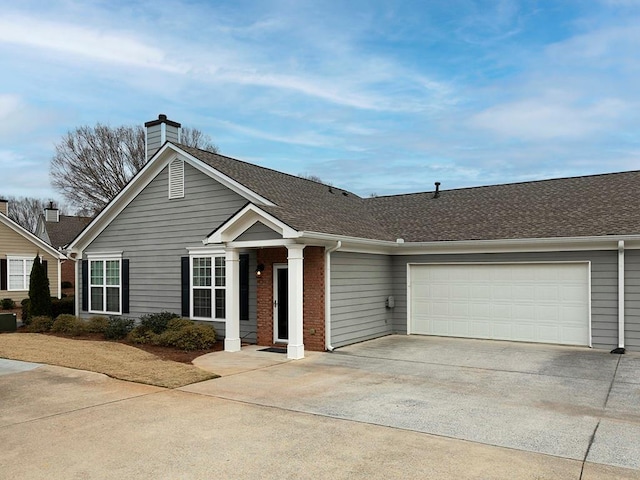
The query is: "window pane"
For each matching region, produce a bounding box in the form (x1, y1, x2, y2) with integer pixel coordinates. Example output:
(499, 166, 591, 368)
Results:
(9, 259, 23, 289)
(91, 287, 103, 311)
(105, 261, 120, 286)
(193, 257, 211, 287)
(215, 289, 225, 319)
(106, 287, 120, 312)
(91, 261, 104, 286)
(25, 259, 33, 287)
(215, 257, 225, 287)
(193, 289, 212, 318)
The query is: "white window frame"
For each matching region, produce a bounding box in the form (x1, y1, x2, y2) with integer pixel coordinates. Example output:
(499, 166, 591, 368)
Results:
(87, 252, 122, 315)
(7, 255, 37, 291)
(189, 248, 226, 322)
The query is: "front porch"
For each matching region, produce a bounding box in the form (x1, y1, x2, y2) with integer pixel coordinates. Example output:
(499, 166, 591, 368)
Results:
(223, 245, 326, 359)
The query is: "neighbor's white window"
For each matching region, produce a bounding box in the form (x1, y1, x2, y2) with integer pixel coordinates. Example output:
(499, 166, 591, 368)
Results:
(7, 256, 35, 291)
(191, 256, 225, 320)
(89, 258, 121, 314)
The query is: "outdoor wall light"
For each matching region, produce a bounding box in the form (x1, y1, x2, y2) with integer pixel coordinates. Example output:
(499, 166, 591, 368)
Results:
(255, 264, 265, 277)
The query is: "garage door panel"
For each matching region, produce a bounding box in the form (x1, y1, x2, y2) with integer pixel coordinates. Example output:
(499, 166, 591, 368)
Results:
(410, 263, 589, 346)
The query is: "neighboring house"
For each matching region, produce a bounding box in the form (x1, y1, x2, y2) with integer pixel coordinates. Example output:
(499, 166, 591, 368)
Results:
(35, 205, 92, 287)
(68, 115, 640, 359)
(0, 199, 66, 303)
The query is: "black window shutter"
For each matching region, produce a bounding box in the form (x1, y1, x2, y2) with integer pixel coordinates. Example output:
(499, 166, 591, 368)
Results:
(239, 254, 249, 321)
(1, 259, 6, 291)
(181, 257, 190, 317)
(122, 259, 130, 314)
(81, 260, 89, 311)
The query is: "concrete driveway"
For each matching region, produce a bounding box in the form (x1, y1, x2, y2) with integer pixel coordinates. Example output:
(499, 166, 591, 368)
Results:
(1, 335, 639, 479)
(187, 335, 640, 474)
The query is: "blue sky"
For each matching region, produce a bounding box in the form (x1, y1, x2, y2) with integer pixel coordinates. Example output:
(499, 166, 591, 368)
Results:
(2, 0, 640, 204)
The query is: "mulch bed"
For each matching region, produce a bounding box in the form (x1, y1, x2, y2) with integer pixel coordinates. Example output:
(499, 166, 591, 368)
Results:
(5, 305, 224, 364)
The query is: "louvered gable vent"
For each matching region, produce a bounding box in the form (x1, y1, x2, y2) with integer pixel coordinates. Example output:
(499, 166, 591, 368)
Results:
(168, 158, 185, 199)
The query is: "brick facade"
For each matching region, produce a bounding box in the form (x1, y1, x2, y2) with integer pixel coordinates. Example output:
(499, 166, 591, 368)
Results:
(256, 246, 325, 351)
(61, 259, 75, 286)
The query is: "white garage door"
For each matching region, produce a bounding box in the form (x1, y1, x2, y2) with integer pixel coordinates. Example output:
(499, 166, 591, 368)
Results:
(409, 263, 590, 346)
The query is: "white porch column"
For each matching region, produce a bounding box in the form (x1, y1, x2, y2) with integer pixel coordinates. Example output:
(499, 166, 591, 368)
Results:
(287, 244, 305, 359)
(224, 248, 241, 352)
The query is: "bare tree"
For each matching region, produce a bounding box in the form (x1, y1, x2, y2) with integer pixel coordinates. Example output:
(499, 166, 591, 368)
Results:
(298, 173, 331, 185)
(50, 123, 218, 214)
(181, 127, 218, 152)
(1, 196, 64, 233)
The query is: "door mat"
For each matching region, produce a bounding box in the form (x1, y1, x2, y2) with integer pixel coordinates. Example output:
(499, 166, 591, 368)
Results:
(258, 347, 287, 354)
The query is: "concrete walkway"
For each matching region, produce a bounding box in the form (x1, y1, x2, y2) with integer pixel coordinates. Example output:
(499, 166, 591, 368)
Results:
(1, 337, 639, 479)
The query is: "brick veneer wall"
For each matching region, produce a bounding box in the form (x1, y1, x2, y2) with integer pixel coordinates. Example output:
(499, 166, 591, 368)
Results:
(256, 246, 326, 351)
(61, 259, 75, 286)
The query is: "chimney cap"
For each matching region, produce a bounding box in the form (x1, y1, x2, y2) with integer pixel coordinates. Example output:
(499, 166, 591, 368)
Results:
(144, 114, 181, 128)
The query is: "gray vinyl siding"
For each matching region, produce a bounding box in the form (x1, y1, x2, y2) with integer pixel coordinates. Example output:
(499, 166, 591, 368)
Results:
(80, 162, 255, 339)
(625, 250, 640, 351)
(391, 251, 619, 351)
(146, 129, 162, 160)
(330, 252, 393, 348)
(236, 222, 281, 242)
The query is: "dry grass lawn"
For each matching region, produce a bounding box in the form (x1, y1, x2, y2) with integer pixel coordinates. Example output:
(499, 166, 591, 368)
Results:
(0, 333, 218, 388)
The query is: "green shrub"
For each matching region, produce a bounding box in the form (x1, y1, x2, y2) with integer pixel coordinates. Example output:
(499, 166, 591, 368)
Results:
(166, 317, 194, 331)
(1, 298, 15, 310)
(158, 323, 216, 351)
(27, 315, 54, 333)
(21, 299, 30, 323)
(51, 297, 74, 317)
(28, 256, 52, 318)
(139, 311, 180, 334)
(127, 326, 159, 345)
(61, 281, 73, 289)
(86, 316, 109, 333)
(104, 316, 135, 340)
(51, 314, 86, 336)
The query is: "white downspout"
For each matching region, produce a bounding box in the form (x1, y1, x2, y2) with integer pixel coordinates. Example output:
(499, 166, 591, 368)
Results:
(324, 241, 342, 351)
(618, 240, 625, 350)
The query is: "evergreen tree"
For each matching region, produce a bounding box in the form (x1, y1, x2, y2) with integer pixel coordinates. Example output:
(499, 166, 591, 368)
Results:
(28, 254, 52, 318)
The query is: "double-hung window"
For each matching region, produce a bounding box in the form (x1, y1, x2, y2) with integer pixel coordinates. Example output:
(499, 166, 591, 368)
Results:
(7, 256, 35, 291)
(191, 255, 225, 320)
(88, 255, 121, 314)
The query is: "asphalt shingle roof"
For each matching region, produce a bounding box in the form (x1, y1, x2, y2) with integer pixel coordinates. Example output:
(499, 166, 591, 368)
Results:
(45, 215, 93, 248)
(178, 144, 640, 243)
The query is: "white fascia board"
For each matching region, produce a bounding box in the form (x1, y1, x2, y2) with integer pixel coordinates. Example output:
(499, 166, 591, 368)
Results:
(298, 231, 640, 255)
(174, 147, 275, 207)
(206, 204, 300, 244)
(398, 235, 640, 255)
(0, 213, 66, 259)
(68, 143, 178, 254)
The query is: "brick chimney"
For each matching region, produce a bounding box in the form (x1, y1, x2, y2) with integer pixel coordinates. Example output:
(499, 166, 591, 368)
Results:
(144, 114, 182, 160)
(0, 199, 7, 216)
(44, 201, 59, 222)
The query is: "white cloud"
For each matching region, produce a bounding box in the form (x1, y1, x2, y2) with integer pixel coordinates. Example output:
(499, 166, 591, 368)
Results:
(0, 15, 184, 73)
(469, 96, 628, 140)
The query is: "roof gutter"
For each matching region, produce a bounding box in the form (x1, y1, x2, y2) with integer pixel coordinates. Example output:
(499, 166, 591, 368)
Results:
(325, 241, 342, 351)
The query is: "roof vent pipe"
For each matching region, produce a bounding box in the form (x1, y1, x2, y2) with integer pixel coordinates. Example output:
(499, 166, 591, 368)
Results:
(433, 182, 441, 199)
